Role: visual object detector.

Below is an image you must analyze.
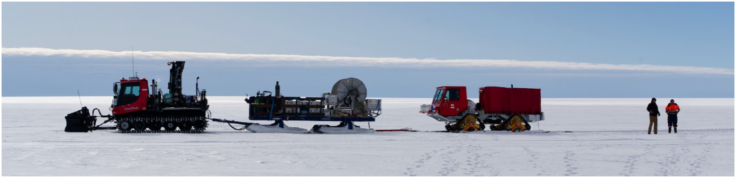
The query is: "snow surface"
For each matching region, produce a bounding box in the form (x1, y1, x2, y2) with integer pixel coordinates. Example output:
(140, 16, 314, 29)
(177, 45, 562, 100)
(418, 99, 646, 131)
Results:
(3, 97, 734, 176)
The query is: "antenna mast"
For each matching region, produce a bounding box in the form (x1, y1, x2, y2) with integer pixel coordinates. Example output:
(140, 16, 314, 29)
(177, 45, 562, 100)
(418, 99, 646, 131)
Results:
(77, 89, 83, 107)
(132, 46, 135, 77)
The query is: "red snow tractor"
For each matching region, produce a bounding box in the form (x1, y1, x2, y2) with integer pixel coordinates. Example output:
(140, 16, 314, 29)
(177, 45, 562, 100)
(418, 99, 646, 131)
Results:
(64, 61, 210, 132)
(420, 86, 544, 132)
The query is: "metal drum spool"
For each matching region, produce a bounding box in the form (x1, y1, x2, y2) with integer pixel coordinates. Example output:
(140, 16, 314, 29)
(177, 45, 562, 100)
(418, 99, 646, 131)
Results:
(331, 77, 367, 107)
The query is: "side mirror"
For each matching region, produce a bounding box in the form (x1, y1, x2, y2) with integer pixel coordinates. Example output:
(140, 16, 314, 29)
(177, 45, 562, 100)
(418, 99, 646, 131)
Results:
(113, 83, 118, 94)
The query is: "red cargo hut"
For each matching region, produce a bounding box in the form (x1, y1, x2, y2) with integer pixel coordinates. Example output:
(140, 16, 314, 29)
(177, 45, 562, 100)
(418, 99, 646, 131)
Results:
(479, 86, 541, 115)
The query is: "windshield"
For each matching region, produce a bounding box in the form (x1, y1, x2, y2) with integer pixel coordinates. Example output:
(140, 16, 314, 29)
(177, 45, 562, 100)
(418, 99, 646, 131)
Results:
(433, 89, 445, 101)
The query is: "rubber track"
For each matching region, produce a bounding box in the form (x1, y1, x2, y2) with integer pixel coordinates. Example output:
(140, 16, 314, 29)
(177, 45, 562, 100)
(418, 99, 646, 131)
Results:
(115, 116, 208, 133)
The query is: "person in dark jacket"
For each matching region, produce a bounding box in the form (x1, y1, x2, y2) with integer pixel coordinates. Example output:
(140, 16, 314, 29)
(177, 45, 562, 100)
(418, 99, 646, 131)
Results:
(666, 99, 680, 133)
(646, 98, 660, 134)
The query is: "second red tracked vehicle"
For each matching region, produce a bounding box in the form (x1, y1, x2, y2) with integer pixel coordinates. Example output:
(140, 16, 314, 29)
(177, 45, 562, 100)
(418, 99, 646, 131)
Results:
(420, 85, 544, 132)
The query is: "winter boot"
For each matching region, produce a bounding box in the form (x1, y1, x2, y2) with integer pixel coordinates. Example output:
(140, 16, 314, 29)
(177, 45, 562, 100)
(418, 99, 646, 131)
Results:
(668, 127, 671, 133)
(674, 127, 677, 133)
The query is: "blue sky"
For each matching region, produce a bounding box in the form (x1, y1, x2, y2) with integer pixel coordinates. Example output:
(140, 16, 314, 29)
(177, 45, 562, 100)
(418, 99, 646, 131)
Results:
(2, 2, 734, 98)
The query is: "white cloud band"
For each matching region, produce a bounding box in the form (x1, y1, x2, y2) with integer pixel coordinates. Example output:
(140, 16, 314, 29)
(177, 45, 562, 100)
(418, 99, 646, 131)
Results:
(3, 47, 733, 75)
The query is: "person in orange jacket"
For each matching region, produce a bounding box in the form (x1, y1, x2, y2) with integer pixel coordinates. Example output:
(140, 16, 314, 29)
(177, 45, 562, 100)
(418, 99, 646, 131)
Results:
(665, 99, 680, 133)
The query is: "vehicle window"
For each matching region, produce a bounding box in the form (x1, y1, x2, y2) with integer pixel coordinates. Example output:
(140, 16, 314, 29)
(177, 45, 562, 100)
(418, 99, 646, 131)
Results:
(114, 83, 141, 106)
(114, 83, 121, 96)
(433, 89, 444, 101)
(446, 89, 459, 101)
(122, 86, 140, 96)
(131, 86, 140, 96)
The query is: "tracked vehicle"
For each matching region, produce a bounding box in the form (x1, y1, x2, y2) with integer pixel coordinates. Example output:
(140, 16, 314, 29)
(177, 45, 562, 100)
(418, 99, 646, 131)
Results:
(64, 61, 209, 132)
(420, 86, 544, 132)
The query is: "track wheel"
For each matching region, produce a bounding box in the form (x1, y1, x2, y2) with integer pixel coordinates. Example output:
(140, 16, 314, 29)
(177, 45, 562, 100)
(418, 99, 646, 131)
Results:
(458, 114, 482, 132)
(119, 120, 133, 131)
(179, 121, 193, 132)
(164, 122, 177, 131)
(148, 122, 162, 131)
(506, 115, 528, 132)
(134, 121, 147, 131)
(193, 120, 206, 131)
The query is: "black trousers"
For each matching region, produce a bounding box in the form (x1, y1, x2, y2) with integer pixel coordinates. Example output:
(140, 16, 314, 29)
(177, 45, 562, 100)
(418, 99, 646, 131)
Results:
(667, 114, 678, 127)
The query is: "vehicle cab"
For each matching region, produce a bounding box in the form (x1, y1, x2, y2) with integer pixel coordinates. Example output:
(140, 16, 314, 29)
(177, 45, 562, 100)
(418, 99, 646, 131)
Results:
(112, 77, 149, 115)
(429, 86, 468, 117)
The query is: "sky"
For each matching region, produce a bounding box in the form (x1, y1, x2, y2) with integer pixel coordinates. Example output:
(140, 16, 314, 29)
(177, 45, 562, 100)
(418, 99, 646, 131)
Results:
(2, 2, 734, 98)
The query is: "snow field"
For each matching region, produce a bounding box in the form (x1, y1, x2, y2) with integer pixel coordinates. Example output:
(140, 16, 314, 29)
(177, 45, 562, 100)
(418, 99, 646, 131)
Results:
(2, 97, 733, 176)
